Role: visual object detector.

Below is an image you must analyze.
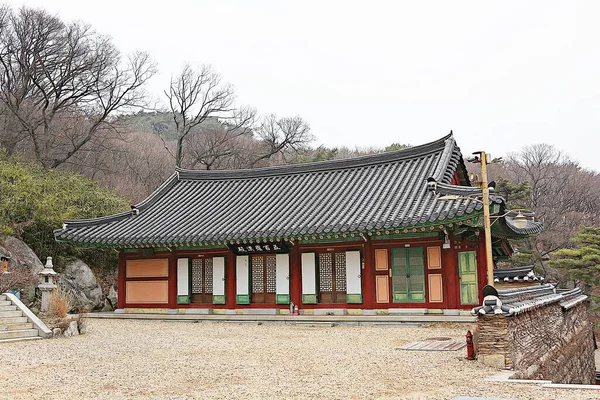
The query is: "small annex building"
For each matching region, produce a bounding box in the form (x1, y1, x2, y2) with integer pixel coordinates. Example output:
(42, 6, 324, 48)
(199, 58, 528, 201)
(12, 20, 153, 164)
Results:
(54, 134, 542, 314)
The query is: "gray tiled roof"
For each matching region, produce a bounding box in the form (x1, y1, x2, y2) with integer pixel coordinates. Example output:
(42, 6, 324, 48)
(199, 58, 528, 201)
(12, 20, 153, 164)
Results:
(493, 265, 544, 283)
(54, 134, 508, 247)
(472, 284, 587, 316)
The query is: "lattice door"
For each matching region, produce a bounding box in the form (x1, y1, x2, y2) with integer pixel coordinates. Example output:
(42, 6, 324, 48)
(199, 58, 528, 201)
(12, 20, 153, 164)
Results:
(191, 258, 213, 303)
(334, 252, 347, 292)
(251, 256, 265, 294)
(318, 252, 347, 303)
(265, 255, 276, 294)
(318, 253, 333, 291)
(251, 255, 277, 303)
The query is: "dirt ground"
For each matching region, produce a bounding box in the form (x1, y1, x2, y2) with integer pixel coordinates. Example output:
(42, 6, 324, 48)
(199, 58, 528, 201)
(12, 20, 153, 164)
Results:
(1, 319, 597, 399)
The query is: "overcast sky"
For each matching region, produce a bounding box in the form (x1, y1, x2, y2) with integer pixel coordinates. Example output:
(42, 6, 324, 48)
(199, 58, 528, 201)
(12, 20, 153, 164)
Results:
(7, 1, 600, 171)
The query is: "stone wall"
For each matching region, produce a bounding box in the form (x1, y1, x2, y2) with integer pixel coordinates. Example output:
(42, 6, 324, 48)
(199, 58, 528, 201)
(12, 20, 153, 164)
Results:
(475, 301, 596, 384)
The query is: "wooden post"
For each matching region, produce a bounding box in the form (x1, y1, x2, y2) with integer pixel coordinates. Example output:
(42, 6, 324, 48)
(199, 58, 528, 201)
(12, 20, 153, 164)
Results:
(117, 252, 126, 309)
(290, 244, 302, 306)
(168, 251, 177, 308)
(362, 239, 374, 308)
(478, 151, 495, 286)
(225, 251, 236, 309)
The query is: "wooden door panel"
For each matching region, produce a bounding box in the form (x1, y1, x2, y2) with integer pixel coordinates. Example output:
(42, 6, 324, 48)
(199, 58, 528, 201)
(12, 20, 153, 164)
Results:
(428, 274, 443, 302)
(408, 248, 425, 302)
(376, 275, 389, 303)
(391, 248, 408, 302)
(459, 251, 479, 305)
(427, 247, 441, 269)
(191, 258, 213, 304)
(375, 249, 388, 270)
(251, 255, 277, 304)
(317, 252, 347, 304)
(391, 247, 425, 303)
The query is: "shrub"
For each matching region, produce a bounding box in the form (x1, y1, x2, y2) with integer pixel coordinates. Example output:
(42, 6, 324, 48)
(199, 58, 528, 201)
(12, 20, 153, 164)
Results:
(0, 153, 129, 274)
(45, 289, 73, 331)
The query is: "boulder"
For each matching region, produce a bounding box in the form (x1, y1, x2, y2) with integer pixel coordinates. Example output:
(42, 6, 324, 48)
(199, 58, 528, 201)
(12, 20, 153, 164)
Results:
(0, 236, 43, 274)
(107, 286, 118, 309)
(102, 299, 113, 312)
(0, 237, 41, 304)
(59, 259, 103, 312)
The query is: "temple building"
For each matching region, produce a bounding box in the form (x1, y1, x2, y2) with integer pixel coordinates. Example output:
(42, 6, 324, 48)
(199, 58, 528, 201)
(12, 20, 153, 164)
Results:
(53, 134, 542, 314)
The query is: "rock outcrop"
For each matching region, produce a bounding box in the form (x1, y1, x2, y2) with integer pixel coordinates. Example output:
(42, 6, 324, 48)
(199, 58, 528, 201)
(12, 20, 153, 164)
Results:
(0, 236, 43, 274)
(107, 286, 118, 308)
(59, 259, 103, 312)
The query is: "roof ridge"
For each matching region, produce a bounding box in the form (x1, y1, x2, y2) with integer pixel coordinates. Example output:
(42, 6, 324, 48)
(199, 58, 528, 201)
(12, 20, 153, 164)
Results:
(177, 133, 455, 181)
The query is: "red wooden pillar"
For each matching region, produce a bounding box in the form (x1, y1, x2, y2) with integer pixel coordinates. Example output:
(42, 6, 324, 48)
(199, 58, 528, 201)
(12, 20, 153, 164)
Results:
(290, 243, 302, 306)
(362, 240, 374, 308)
(168, 251, 177, 308)
(442, 239, 458, 309)
(225, 251, 236, 309)
(117, 251, 126, 309)
(477, 234, 489, 291)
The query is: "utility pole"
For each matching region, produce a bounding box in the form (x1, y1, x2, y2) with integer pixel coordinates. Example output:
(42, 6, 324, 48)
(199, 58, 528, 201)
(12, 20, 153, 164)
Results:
(473, 151, 495, 287)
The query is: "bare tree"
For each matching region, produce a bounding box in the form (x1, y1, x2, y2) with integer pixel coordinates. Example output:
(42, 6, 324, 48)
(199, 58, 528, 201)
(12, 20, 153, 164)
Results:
(486, 144, 600, 280)
(182, 106, 256, 169)
(0, 6, 157, 168)
(165, 64, 236, 167)
(251, 114, 314, 167)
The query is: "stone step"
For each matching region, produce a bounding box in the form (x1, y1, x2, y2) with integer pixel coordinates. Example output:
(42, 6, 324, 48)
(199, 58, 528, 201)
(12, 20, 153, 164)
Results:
(0, 322, 34, 331)
(0, 316, 27, 325)
(0, 305, 17, 311)
(0, 295, 6, 301)
(0, 329, 39, 340)
(0, 336, 42, 344)
(0, 300, 12, 306)
(0, 310, 22, 318)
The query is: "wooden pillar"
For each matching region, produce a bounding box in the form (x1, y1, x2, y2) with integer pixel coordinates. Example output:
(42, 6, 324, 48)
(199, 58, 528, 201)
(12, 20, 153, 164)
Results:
(290, 243, 302, 306)
(225, 251, 236, 309)
(362, 239, 374, 308)
(117, 251, 126, 309)
(167, 251, 177, 308)
(442, 239, 458, 309)
(477, 234, 488, 293)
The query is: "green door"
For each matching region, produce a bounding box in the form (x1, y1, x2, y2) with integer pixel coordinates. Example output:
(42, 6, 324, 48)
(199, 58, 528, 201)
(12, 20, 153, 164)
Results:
(391, 247, 425, 302)
(458, 251, 479, 305)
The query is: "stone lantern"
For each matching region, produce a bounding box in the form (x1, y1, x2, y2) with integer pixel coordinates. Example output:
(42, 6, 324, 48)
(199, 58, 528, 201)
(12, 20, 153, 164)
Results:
(38, 256, 58, 312)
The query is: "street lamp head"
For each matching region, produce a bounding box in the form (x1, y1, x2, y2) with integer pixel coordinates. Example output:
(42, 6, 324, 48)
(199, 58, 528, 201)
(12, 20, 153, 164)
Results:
(511, 212, 529, 229)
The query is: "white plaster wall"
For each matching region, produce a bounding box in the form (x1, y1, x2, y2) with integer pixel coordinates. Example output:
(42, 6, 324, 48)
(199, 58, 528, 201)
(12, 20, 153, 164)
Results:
(236, 255, 249, 295)
(276, 254, 290, 295)
(177, 258, 189, 296)
(346, 251, 362, 295)
(301, 252, 316, 295)
(213, 256, 225, 296)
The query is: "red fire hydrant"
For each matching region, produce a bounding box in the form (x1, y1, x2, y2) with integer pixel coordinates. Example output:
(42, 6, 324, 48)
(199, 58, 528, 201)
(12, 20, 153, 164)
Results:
(466, 330, 476, 360)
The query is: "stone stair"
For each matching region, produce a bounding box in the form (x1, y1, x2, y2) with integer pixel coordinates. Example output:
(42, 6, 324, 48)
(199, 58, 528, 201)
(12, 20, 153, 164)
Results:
(0, 294, 48, 343)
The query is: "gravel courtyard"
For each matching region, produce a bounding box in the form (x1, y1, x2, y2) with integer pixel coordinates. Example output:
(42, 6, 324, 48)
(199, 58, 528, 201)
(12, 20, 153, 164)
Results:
(1, 319, 596, 399)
